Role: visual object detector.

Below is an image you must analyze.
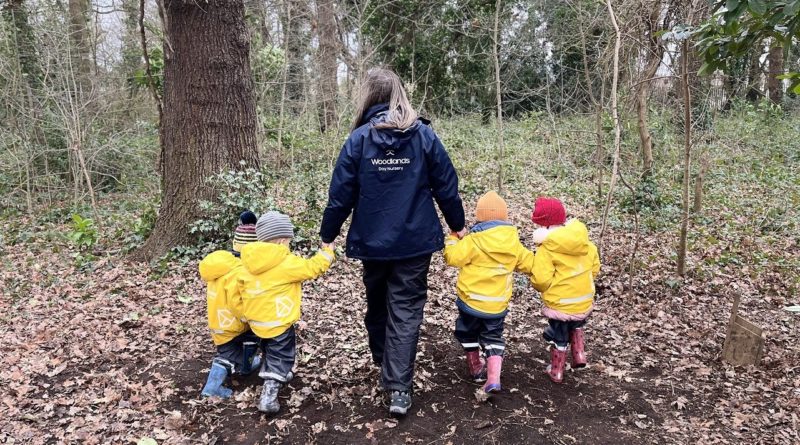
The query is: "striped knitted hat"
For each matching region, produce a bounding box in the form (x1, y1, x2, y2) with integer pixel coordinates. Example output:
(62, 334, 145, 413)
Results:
(232, 210, 258, 252)
(255, 211, 294, 242)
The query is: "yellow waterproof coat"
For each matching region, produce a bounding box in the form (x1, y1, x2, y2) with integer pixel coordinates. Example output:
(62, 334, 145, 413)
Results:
(531, 219, 600, 315)
(199, 250, 249, 346)
(444, 222, 535, 317)
(238, 242, 335, 339)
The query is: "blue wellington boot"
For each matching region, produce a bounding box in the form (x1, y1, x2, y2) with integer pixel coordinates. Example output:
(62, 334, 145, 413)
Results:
(201, 362, 234, 398)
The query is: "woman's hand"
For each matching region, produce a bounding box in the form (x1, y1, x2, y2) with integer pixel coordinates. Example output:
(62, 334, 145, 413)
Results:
(456, 228, 468, 239)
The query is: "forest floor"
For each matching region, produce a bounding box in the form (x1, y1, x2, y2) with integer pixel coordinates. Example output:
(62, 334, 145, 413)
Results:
(2, 112, 799, 444)
(1, 194, 798, 445)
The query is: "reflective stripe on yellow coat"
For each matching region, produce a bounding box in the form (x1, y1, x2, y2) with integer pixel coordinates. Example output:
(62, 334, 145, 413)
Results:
(238, 242, 335, 339)
(531, 219, 601, 315)
(443, 225, 535, 316)
(199, 250, 249, 346)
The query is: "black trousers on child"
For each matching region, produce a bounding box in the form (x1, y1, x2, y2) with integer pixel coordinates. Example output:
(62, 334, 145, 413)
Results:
(259, 326, 296, 382)
(454, 309, 506, 357)
(213, 330, 260, 374)
(543, 319, 587, 348)
(362, 254, 431, 392)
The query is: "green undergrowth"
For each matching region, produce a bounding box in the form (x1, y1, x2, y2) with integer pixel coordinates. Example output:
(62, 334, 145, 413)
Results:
(2, 104, 798, 292)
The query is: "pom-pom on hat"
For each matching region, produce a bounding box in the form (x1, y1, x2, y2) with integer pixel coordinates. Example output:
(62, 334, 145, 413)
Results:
(232, 210, 258, 252)
(239, 210, 257, 225)
(531, 197, 566, 227)
(475, 191, 508, 222)
(255, 211, 295, 242)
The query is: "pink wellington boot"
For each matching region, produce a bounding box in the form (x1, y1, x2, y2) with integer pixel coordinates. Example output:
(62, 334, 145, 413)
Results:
(483, 356, 502, 393)
(465, 350, 486, 382)
(547, 347, 568, 384)
(569, 329, 587, 368)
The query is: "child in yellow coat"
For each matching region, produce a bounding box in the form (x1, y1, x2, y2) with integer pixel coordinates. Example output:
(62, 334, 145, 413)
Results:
(198, 211, 261, 398)
(444, 191, 535, 393)
(530, 198, 600, 384)
(238, 211, 335, 413)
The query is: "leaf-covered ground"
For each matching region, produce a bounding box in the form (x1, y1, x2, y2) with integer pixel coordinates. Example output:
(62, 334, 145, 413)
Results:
(1, 193, 797, 445)
(2, 111, 799, 444)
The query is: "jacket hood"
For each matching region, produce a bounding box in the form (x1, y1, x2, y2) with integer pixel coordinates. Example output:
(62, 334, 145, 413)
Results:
(471, 220, 511, 233)
(542, 219, 590, 256)
(240, 242, 290, 274)
(470, 225, 521, 264)
(359, 103, 389, 127)
(362, 103, 424, 149)
(199, 250, 240, 282)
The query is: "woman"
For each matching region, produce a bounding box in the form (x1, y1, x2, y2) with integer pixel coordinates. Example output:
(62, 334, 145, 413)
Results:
(319, 68, 465, 415)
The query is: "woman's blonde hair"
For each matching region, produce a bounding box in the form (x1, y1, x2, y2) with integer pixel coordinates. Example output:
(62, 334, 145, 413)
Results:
(353, 68, 418, 131)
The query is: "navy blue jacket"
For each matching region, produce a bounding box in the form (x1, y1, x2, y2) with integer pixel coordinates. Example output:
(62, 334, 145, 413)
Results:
(320, 103, 465, 260)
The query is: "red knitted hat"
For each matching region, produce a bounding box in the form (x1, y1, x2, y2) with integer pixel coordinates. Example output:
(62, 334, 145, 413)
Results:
(531, 197, 566, 227)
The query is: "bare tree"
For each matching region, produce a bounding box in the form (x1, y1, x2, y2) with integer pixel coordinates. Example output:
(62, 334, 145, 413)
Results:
(635, 0, 669, 177)
(67, 0, 92, 92)
(282, 0, 310, 114)
(135, 0, 260, 261)
(315, 0, 338, 133)
(599, 0, 622, 248)
(677, 25, 693, 276)
(493, 0, 505, 192)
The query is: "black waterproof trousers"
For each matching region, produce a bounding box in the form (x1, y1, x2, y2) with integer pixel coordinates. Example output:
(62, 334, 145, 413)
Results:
(543, 319, 587, 348)
(362, 254, 432, 392)
(213, 331, 260, 374)
(454, 310, 506, 357)
(259, 326, 296, 382)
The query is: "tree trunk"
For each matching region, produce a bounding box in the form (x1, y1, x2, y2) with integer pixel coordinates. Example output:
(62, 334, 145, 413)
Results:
(677, 38, 692, 276)
(745, 46, 763, 102)
(282, 0, 309, 114)
(67, 0, 92, 93)
(635, 1, 665, 177)
(767, 44, 784, 104)
(315, 0, 338, 132)
(493, 0, 505, 193)
(693, 164, 704, 214)
(121, 0, 142, 95)
(580, 22, 604, 198)
(133, 0, 260, 261)
(2, 0, 42, 89)
(599, 0, 622, 248)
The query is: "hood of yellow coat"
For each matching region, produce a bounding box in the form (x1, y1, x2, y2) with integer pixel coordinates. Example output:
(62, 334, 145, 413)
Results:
(198, 250, 240, 282)
(470, 225, 523, 266)
(240, 242, 290, 275)
(542, 219, 590, 256)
